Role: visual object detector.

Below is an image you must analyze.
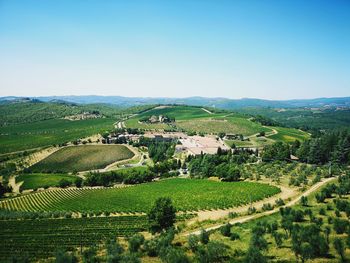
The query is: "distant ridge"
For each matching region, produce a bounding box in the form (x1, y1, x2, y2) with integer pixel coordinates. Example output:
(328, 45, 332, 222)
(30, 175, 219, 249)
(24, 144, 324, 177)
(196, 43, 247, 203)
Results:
(1, 95, 349, 109)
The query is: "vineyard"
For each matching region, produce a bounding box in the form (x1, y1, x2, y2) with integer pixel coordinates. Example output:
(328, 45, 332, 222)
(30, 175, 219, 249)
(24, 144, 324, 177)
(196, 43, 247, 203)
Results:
(0, 216, 148, 261)
(30, 145, 134, 173)
(0, 118, 115, 154)
(0, 179, 280, 213)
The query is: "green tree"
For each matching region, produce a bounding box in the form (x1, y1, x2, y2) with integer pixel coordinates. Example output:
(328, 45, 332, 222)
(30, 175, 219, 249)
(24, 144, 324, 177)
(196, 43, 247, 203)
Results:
(55, 250, 77, 263)
(128, 234, 145, 253)
(199, 229, 210, 244)
(300, 196, 308, 206)
(334, 238, 345, 262)
(188, 235, 199, 252)
(58, 179, 71, 188)
(245, 245, 266, 263)
(74, 177, 83, 188)
(148, 197, 176, 233)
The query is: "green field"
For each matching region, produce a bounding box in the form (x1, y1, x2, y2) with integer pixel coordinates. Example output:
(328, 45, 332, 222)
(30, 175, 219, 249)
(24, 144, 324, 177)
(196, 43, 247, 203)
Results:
(0, 216, 148, 261)
(0, 178, 280, 213)
(126, 105, 273, 136)
(268, 126, 310, 143)
(0, 118, 115, 154)
(135, 105, 215, 120)
(225, 139, 254, 148)
(177, 116, 271, 135)
(16, 173, 77, 190)
(30, 145, 134, 173)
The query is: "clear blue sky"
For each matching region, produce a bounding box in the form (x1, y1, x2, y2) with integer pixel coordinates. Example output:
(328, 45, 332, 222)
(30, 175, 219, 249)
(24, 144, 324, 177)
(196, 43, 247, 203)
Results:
(0, 0, 349, 99)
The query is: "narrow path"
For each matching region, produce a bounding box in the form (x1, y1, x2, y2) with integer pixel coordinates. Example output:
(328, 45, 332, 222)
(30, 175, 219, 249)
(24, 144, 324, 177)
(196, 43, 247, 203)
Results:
(201, 108, 213, 114)
(185, 176, 336, 236)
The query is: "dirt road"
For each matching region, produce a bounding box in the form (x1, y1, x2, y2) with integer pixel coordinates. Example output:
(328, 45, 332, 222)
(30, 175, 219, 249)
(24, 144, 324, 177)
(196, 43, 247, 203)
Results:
(201, 108, 213, 114)
(186, 176, 336, 236)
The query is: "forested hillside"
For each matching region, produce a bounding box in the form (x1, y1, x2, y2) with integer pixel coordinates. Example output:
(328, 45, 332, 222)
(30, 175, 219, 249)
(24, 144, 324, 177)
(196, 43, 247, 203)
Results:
(0, 100, 121, 126)
(236, 107, 350, 131)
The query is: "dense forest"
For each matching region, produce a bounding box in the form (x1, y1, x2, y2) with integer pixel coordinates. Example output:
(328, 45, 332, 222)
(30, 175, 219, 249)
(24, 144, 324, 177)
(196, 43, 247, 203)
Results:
(237, 107, 350, 131)
(261, 130, 350, 165)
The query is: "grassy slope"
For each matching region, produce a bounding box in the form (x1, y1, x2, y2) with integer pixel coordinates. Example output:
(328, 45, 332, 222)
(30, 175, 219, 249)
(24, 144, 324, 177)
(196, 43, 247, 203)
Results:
(16, 173, 77, 190)
(30, 145, 134, 173)
(1, 179, 280, 213)
(0, 118, 114, 154)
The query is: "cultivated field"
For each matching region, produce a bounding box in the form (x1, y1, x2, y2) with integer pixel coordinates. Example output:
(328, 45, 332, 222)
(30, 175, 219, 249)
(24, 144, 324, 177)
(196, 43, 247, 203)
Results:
(0, 216, 148, 261)
(0, 179, 280, 213)
(126, 105, 273, 136)
(268, 126, 310, 143)
(16, 173, 77, 190)
(136, 105, 215, 121)
(176, 116, 271, 136)
(0, 118, 114, 154)
(30, 145, 134, 173)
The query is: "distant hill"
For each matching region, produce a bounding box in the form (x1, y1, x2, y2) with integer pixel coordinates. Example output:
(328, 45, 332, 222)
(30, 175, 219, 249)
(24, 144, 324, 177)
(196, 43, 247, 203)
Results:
(0, 100, 123, 126)
(1, 95, 349, 109)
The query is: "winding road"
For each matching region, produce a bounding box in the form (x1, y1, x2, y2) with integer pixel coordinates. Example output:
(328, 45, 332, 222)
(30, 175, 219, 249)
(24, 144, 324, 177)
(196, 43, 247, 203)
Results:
(185, 176, 337, 236)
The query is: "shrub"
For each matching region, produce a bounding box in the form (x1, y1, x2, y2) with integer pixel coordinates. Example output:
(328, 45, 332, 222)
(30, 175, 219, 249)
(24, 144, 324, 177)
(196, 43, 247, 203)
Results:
(300, 196, 308, 206)
(228, 212, 239, 218)
(230, 232, 240, 241)
(128, 234, 145, 253)
(143, 239, 158, 257)
(58, 179, 71, 188)
(333, 218, 349, 234)
(333, 238, 345, 262)
(248, 206, 257, 215)
(275, 198, 285, 207)
(74, 177, 83, 188)
(54, 249, 78, 263)
(319, 208, 326, 216)
(199, 229, 210, 244)
(188, 235, 199, 252)
(262, 203, 273, 211)
(220, 223, 231, 237)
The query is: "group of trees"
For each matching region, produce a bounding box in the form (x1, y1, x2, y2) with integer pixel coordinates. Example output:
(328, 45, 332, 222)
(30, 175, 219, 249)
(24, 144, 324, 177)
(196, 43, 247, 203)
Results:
(261, 129, 350, 165)
(85, 168, 156, 187)
(138, 137, 175, 163)
(297, 130, 350, 165)
(252, 115, 281, 127)
(261, 142, 291, 162)
(188, 149, 256, 180)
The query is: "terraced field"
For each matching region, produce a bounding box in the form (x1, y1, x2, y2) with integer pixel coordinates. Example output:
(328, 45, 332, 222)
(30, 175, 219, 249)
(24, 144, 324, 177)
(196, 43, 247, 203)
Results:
(30, 145, 134, 173)
(0, 216, 148, 261)
(16, 173, 77, 190)
(0, 179, 280, 213)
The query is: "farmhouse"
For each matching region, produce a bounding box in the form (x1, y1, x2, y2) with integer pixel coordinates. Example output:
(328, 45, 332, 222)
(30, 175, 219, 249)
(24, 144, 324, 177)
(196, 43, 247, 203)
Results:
(178, 135, 230, 155)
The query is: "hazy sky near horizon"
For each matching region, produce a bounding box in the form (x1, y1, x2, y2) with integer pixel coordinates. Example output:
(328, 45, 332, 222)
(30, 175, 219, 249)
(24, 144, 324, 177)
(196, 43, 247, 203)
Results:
(0, 0, 349, 99)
